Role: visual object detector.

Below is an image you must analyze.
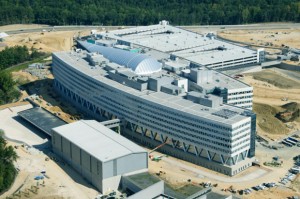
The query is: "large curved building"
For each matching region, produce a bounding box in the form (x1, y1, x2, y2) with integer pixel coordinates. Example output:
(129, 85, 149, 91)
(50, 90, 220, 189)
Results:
(52, 43, 256, 175)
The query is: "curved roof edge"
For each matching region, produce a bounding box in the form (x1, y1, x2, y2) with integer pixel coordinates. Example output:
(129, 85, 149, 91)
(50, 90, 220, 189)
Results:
(78, 41, 161, 75)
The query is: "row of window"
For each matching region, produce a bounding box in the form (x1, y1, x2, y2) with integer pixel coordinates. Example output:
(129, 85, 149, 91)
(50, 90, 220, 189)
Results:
(228, 91, 253, 96)
(231, 101, 252, 105)
(232, 122, 251, 131)
(210, 59, 257, 69)
(232, 127, 250, 138)
(228, 96, 253, 100)
(139, 105, 232, 138)
(232, 143, 250, 154)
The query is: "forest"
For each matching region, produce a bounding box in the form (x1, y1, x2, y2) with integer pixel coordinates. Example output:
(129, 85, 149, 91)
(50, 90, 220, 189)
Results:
(0, 0, 299, 26)
(0, 131, 18, 193)
(0, 46, 45, 105)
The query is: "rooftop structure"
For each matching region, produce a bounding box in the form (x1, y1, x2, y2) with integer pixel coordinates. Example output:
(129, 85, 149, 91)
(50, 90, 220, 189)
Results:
(79, 42, 161, 75)
(94, 21, 264, 70)
(79, 40, 253, 110)
(188, 67, 253, 109)
(18, 107, 67, 136)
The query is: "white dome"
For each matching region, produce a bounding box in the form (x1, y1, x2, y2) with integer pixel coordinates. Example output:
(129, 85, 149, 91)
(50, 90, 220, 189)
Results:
(78, 41, 161, 75)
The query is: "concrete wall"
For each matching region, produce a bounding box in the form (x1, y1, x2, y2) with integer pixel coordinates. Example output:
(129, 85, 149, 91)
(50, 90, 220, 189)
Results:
(52, 130, 148, 193)
(116, 154, 148, 176)
(52, 133, 103, 191)
(102, 153, 147, 179)
(128, 181, 164, 199)
(276, 62, 300, 72)
(102, 175, 122, 193)
(123, 128, 253, 176)
(187, 187, 211, 199)
(121, 176, 164, 199)
(108, 72, 148, 91)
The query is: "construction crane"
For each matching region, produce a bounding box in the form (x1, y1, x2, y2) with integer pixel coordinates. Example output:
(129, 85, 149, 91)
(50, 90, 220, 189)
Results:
(149, 142, 168, 154)
(148, 141, 169, 161)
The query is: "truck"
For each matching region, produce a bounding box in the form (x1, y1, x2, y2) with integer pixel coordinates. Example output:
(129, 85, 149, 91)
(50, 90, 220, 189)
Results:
(282, 140, 293, 147)
(284, 139, 296, 146)
(288, 137, 299, 143)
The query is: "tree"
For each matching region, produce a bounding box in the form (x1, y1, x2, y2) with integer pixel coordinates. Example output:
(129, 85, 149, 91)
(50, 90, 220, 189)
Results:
(0, 0, 299, 26)
(242, 8, 250, 23)
(0, 134, 18, 192)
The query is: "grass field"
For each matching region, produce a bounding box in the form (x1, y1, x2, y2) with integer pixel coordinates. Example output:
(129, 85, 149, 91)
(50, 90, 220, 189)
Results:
(4, 55, 50, 73)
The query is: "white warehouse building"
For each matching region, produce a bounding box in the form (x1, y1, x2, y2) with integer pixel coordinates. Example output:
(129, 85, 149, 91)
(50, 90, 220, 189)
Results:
(52, 120, 148, 193)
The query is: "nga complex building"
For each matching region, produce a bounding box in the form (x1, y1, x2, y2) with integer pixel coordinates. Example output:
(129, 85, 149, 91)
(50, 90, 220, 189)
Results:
(51, 21, 261, 176)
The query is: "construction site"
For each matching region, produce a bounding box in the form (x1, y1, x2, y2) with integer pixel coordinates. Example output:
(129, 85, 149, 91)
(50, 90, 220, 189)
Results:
(0, 23, 300, 198)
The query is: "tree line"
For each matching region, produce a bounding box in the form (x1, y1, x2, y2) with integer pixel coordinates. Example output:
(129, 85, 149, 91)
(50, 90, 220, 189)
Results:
(0, 131, 18, 193)
(0, 46, 44, 71)
(0, 0, 299, 26)
(0, 46, 45, 105)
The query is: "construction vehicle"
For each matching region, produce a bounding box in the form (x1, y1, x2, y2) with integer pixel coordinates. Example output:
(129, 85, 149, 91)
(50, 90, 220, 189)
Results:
(288, 137, 299, 143)
(152, 156, 163, 161)
(149, 142, 168, 154)
(148, 141, 170, 161)
(151, 155, 169, 162)
(284, 139, 296, 146)
(282, 140, 293, 147)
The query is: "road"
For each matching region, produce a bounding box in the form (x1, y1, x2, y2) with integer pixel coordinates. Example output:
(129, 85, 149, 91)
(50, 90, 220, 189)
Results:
(5, 25, 130, 35)
(4, 23, 300, 35)
(160, 156, 269, 183)
(183, 23, 300, 31)
(150, 150, 270, 184)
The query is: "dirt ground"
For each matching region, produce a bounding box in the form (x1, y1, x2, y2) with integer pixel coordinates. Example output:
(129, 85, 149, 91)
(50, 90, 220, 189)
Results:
(218, 29, 300, 49)
(0, 105, 99, 199)
(0, 28, 91, 52)
(22, 76, 83, 123)
(148, 147, 300, 199)
(2, 142, 99, 199)
(0, 24, 50, 32)
(2, 31, 77, 52)
(241, 70, 300, 140)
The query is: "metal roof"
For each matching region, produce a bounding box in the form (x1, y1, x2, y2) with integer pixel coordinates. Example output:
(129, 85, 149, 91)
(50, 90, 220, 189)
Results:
(78, 41, 161, 75)
(18, 107, 67, 136)
(52, 120, 147, 162)
(99, 24, 257, 66)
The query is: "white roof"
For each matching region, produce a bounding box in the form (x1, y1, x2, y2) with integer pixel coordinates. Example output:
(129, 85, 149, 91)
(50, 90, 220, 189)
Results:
(0, 32, 9, 38)
(99, 24, 257, 66)
(52, 120, 147, 162)
(53, 51, 251, 126)
(79, 41, 162, 75)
